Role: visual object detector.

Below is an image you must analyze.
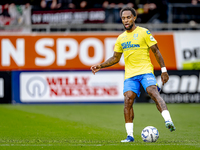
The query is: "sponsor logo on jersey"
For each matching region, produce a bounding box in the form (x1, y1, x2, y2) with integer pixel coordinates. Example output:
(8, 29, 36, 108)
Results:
(121, 41, 140, 49)
(122, 35, 127, 40)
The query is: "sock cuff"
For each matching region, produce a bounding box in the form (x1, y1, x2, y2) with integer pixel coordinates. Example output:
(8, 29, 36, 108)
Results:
(125, 123, 133, 130)
(161, 110, 169, 115)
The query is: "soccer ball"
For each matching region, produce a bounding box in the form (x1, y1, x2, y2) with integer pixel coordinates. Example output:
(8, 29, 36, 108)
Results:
(141, 126, 159, 142)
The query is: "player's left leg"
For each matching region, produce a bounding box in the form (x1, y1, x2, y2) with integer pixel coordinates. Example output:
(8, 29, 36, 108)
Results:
(141, 73, 176, 132)
(146, 85, 175, 132)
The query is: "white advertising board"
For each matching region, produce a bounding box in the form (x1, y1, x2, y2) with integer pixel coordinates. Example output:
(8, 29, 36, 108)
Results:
(20, 71, 124, 103)
(174, 32, 200, 70)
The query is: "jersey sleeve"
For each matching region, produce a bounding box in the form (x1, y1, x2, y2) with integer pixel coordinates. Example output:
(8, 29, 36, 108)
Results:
(114, 35, 123, 53)
(144, 29, 157, 47)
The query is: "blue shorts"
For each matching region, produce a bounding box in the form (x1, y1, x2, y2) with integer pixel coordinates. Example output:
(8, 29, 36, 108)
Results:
(123, 73, 160, 97)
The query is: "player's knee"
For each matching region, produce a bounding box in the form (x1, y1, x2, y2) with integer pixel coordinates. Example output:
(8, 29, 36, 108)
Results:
(124, 97, 134, 110)
(147, 86, 160, 100)
(124, 92, 135, 106)
(124, 97, 133, 105)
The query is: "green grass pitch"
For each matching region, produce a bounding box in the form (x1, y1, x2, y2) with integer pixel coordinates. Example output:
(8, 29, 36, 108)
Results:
(0, 103, 199, 150)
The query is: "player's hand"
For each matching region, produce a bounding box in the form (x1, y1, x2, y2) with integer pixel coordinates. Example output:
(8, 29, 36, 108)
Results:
(90, 65, 101, 75)
(161, 72, 169, 86)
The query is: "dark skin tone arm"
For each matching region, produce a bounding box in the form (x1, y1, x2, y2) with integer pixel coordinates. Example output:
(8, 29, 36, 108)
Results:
(91, 52, 122, 75)
(151, 44, 169, 85)
(91, 44, 169, 86)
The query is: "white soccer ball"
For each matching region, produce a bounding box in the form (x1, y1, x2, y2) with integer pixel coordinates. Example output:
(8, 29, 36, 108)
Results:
(141, 126, 159, 142)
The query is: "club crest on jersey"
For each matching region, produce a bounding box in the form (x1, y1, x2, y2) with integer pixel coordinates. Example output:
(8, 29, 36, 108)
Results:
(121, 41, 140, 49)
(133, 33, 138, 40)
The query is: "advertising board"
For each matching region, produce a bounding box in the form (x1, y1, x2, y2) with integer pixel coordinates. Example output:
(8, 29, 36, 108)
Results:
(0, 71, 11, 103)
(12, 70, 124, 103)
(32, 8, 105, 24)
(1, 32, 199, 104)
(136, 70, 200, 103)
(0, 33, 176, 71)
(174, 32, 200, 70)
(155, 70, 200, 103)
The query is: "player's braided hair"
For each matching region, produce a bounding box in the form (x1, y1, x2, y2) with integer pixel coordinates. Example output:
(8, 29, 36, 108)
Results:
(120, 7, 137, 18)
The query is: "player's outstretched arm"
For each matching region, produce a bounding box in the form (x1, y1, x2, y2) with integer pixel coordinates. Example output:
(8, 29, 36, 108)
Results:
(151, 44, 169, 85)
(91, 52, 122, 75)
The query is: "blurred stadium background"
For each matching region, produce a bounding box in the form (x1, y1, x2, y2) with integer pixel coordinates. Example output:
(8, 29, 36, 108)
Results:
(0, 1, 200, 149)
(0, 0, 199, 104)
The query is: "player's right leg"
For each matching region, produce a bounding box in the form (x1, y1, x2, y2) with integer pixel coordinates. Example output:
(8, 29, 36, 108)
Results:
(121, 91, 136, 142)
(121, 77, 140, 142)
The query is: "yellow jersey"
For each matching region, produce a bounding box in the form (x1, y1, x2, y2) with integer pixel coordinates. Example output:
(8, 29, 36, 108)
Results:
(114, 26, 157, 80)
